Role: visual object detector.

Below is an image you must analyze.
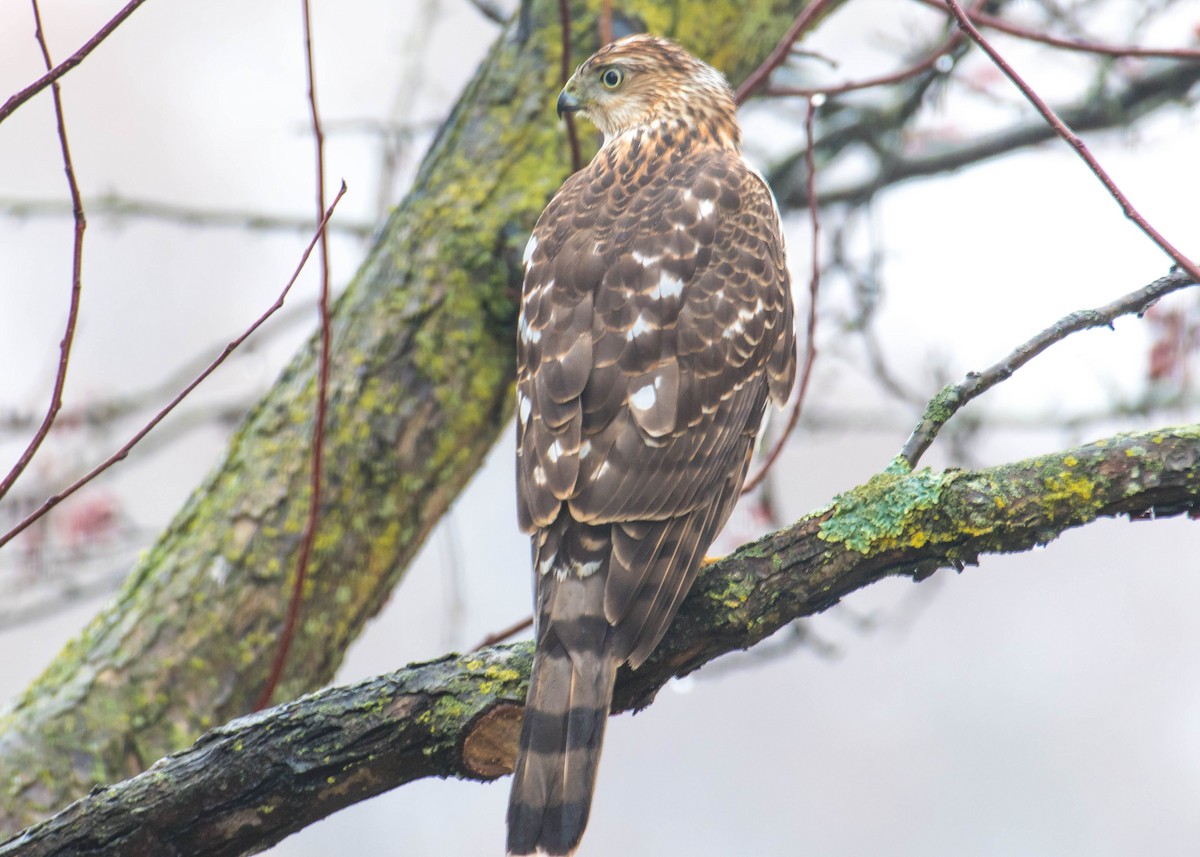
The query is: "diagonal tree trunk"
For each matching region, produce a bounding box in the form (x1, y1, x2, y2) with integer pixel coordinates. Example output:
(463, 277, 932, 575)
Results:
(0, 0, 823, 834)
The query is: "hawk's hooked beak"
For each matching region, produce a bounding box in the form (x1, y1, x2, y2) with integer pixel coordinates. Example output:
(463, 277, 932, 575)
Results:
(557, 89, 582, 120)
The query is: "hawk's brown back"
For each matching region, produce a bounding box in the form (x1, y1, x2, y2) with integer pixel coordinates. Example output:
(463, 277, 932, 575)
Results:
(517, 136, 795, 661)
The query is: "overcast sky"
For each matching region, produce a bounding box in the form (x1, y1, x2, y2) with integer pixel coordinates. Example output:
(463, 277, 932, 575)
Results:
(2, 1, 1199, 855)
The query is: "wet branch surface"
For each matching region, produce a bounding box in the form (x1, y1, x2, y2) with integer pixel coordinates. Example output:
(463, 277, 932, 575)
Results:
(4, 424, 1198, 857)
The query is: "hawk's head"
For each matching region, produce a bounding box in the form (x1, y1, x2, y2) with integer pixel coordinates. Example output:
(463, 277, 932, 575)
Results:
(557, 35, 739, 148)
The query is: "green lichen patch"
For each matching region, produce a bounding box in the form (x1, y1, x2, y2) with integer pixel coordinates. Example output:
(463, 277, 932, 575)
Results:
(708, 572, 755, 610)
(819, 468, 951, 554)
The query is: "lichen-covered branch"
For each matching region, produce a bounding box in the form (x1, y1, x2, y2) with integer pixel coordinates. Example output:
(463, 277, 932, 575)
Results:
(4, 425, 1196, 857)
(0, 0, 812, 835)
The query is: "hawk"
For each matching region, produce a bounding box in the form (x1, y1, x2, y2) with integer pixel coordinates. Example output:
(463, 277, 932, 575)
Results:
(508, 34, 797, 856)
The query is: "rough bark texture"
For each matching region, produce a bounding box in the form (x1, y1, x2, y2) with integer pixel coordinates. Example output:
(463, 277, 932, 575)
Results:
(0, 0, 814, 835)
(3, 425, 1196, 857)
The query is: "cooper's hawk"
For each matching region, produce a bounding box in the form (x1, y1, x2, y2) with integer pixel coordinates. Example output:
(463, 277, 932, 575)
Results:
(508, 34, 796, 856)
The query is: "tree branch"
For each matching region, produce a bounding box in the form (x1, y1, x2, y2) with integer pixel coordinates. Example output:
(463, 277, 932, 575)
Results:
(5, 424, 1198, 857)
(0, 1, 87, 504)
(941, 0, 1200, 282)
(0, 194, 373, 237)
(0, 0, 150, 126)
(901, 269, 1200, 467)
(769, 56, 1200, 211)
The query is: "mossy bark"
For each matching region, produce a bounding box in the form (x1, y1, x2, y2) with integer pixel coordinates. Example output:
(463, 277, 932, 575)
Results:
(0, 0, 815, 834)
(4, 425, 1197, 857)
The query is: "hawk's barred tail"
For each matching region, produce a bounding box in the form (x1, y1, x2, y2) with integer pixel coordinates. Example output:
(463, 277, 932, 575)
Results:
(507, 569, 617, 857)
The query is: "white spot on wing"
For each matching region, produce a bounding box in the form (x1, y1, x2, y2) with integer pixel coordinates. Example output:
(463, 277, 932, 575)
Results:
(579, 439, 592, 458)
(522, 234, 538, 268)
(547, 440, 563, 463)
(631, 250, 661, 266)
(698, 199, 715, 218)
(725, 300, 764, 339)
(519, 316, 541, 344)
(533, 465, 547, 486)
(626, 312, 653, 341)
(656, 273, 684, 300)
(573, 560, 602, 578)
(538, 549, 557, 576)
(630, 383, 657, 411)
(518, 392, 531, 424)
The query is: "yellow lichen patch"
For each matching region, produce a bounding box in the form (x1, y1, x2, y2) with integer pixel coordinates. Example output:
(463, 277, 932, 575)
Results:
(485, 667, 521, 684)
(1044, 471, 1095, 504)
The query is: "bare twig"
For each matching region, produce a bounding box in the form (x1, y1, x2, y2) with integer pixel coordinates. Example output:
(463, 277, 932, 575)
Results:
(474, 614, 534, 649)
(598, 0, 613, 45)
(765, 0, 987, 99)
(735, 0, 844, 105)
(775, 57, 1200, 210)
(941, 0, 1200, 284)
(0, 194, 371, 237)
(0, 185, 348, 551)
(913, 0, 1200, 60)
(900, 270, 1200, 467)
(0, 299, 314, 438)
(557, 0, 583, 172)
(255, 0, 335, 712)
(742, 98, 822, 494)
(0, 0, 150, 126)
(0, 3, 87, 505)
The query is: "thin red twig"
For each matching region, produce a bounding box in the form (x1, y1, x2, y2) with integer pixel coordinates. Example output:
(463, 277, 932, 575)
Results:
(742, 98, 821, 495)
(735, 0, 844, 105)
(0, 0, 150, 126)
(255, 0, 334, 712)
(598, 0, 613, 46)
(768, 0, 989, 99)
(0, 2, 87, 504)
(557, 0, 582, 172)
(0, 184, 347, 552)
(474, 614, 535, 650)
(767, 50, 951, 98)
(915, 0, 1200, 60)
(941, 0, 1200, 284)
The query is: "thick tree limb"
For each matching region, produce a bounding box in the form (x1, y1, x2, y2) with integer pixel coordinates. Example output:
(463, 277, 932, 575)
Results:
(4, 425, 1197, 857)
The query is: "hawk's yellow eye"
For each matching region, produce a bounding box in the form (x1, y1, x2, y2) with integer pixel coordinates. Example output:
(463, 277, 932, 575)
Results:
(600, 67, 624, 89)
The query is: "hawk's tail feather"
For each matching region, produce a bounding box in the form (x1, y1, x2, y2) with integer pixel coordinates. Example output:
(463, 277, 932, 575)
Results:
(610, 498, 727, 669)
(508, 563, 617, 856)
